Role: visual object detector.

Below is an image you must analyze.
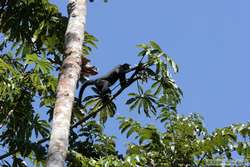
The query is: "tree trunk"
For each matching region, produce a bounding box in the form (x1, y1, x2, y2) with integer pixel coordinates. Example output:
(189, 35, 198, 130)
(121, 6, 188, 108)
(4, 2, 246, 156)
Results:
(46, 0, 87, 166)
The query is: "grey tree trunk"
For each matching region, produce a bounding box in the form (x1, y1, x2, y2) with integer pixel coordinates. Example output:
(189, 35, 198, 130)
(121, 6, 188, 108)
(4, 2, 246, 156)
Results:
(46, 0, 87, 166)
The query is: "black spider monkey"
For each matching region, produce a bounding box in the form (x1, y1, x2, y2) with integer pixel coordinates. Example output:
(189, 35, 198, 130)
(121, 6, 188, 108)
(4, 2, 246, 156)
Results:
(78, 63, 131, 105)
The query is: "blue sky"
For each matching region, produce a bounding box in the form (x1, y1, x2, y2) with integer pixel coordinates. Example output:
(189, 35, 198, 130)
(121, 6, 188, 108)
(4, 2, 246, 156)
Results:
(51, 0, 250, 153)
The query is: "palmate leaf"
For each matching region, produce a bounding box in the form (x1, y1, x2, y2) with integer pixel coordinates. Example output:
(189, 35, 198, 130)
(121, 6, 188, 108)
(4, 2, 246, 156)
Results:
(82, 120, 103, 134)
(137, 41, 179, 79)
(84, 32, 98, 48)
(157, 108, 175, 123)
(162, 53, 179, 73)
(120, 122, 132, 134)
(33, 114, 50, 138)
(149, 41, 162, 51)
(83, 32, 98, 55)
(135, 41, 182, 111)
(25, 54, 52, 74)
(83, 95, 117, 124)
(118, 117, 141, 139)
(118, 117, 159, 146)
(126, 93, 140, 111)
(84, 96, 101, 108)
(83, 95, 100, 102)
(150, 76, 183, 107)
(126, 90, 158, 117)
(98, 101, 116, 124)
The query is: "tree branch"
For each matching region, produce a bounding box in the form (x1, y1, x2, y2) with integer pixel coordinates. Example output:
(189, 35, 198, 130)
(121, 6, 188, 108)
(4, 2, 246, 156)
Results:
(0, 63, 145, 160)
(71, 75, 140, 128)
(197, 153, 207, 167)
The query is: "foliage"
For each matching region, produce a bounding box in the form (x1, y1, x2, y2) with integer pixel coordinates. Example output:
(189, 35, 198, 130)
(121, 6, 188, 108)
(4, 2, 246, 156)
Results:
(0, 0, 97, 166)
(0, 0, 249, 167)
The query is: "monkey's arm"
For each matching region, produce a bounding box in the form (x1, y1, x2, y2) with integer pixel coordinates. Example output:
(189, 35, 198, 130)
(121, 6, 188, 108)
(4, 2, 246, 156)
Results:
(122, 63, 146, 74)
(78, 80, 95, 106)
(117, 64, 146, 89)
(119, 74, 127, 88)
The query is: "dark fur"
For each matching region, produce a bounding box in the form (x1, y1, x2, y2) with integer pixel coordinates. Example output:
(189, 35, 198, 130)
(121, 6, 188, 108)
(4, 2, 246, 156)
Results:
(78, 63, 130, 104)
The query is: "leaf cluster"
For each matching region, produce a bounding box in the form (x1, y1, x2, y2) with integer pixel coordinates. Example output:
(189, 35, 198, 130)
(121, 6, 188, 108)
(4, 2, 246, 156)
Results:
(0, 1, 249, 167)
(0, 0, 98, 166)
(80, 41, 182, 124)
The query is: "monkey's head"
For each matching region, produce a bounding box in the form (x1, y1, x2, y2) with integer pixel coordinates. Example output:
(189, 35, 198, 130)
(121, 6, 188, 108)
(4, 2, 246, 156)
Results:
(121, 63, 131, 70)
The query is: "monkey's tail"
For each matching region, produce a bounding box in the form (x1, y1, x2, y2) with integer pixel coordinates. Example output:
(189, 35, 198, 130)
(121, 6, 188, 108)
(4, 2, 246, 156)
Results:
(78, 80, 95, 106)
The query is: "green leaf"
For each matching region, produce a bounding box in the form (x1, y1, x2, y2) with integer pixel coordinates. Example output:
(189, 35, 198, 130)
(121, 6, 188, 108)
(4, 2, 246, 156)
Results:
(84, 97, 100, 107)
(107, 102, 116, 117)
(126, 127, 135, 138)
(25, 54, 38, 64)
(136, 43, 148, 49)
(128, 93, 138, 96)
(163, 53, 179, 73)
(137, 50, 147, 57)
(129, 99, 140, 111)
(100, 108, 108, 124)
(32, 21, 45, 42)
(120, 122, 131, 134)
(126, 98, 136, 105)
(149, 41, 162, 51)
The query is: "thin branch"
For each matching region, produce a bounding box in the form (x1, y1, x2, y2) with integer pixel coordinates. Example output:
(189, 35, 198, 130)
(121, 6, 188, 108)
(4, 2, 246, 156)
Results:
(72, 74, 140, 129)
(0, 62, 147, 160)
(72, 61, 145, 128)
(197, 153, 207, 167)
(0, 75, 139, 160)
(112, 78, 139, 99)
(122, 65, 138, 74)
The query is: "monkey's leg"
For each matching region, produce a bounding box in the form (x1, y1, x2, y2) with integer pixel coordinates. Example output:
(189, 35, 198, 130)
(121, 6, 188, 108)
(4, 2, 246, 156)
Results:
(95, 80, 111, 96)
(119, 74, 127, 88)
(100, 80, 112, 96)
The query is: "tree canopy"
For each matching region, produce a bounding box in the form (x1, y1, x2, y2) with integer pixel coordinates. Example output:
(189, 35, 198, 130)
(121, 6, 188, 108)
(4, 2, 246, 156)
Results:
(0, 0, 249, 166)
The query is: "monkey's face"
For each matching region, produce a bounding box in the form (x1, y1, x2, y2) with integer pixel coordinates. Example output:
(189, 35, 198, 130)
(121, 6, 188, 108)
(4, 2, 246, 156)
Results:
(122, 63, 131, 70)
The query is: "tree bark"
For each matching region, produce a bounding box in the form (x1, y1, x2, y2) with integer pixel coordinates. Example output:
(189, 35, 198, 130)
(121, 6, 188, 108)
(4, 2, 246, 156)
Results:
(46, 0, 87, 166)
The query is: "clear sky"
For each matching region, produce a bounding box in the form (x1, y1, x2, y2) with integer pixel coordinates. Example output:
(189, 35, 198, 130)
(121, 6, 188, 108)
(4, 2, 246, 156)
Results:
(51, 0, 250, 154)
